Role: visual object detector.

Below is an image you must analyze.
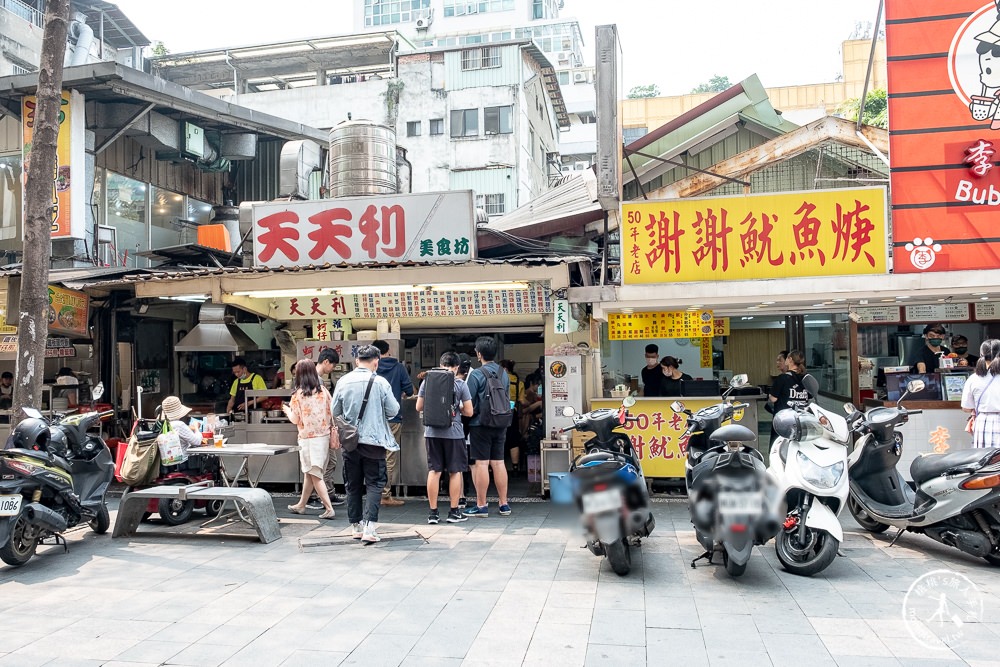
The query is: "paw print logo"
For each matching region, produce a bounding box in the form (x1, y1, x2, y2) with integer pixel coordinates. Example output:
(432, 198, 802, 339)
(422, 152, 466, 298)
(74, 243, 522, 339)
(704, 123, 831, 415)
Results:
(904, 237, 942, 271)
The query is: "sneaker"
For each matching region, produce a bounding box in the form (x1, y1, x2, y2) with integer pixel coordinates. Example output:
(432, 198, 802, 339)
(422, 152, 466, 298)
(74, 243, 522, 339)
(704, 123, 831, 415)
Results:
(362, 521, 381, 544)
(446, 508, 468, 523)
(351, 522, 364, 540)
(498, 504, 512, 516)
(458, 497, 468, 509)
(463, 505, 488, 518)
(331, 494, 347, 506)
(381, 496, 405, 507)
(427, 509, 440, 525)
(305, 500, 323, 510)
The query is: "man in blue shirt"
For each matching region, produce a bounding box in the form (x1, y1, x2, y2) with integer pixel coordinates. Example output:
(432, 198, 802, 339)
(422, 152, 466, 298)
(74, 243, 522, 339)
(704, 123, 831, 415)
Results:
(373, 339, 413, 507)
(464, 336, 512, 518)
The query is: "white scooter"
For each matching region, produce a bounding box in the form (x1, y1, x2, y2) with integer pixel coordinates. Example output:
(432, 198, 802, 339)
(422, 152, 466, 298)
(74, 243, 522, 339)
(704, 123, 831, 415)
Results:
(767, 374, 849, 576)
(846, 379, 1000, 565)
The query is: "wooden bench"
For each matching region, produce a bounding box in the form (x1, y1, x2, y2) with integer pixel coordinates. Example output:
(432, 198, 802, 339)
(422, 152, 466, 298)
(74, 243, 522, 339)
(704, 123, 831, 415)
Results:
(112, 484, 282, 544)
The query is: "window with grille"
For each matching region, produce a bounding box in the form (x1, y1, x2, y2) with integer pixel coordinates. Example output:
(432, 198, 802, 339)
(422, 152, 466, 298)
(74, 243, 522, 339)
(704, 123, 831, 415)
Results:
(406, 121, 421, 137)
(484, 106, 513, 135)
(461, 46, 501, 71)
(476, 193, 506, 216)
(444, 0, 515, 17)
(450, 109, 479, 137)
(429, 118, 444, 135)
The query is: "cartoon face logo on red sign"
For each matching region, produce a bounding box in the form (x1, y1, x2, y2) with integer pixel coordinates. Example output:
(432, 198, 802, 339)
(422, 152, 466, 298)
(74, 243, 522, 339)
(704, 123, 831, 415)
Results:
(950, 2, 1000, 129)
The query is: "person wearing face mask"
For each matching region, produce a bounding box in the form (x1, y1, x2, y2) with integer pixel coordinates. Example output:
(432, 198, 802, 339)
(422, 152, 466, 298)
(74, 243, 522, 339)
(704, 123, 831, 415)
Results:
(952, 335, 980, 368)
(908, 324, 950, 374)
(226, 357, 267, 414)
(641, 344, 662, 397)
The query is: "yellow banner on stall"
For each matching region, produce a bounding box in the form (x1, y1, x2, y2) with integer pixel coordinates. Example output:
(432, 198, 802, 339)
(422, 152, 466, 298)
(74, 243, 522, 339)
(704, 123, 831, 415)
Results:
(608, 310, 713, 340)
(712, 317, 729, 336)
(22, 91, 73, 238)
(700, 338, 713, 367)
(592, 398, 755, 478)
(621, 187, 888, 284)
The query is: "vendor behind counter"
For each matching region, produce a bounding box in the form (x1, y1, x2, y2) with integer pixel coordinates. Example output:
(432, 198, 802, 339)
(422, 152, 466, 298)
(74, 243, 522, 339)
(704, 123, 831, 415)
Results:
(908, 323, 949, 373)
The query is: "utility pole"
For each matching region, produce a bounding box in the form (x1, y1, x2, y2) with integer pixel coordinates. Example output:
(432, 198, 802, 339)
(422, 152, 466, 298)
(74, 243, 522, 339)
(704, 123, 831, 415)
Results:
(13, 0, 70, 420)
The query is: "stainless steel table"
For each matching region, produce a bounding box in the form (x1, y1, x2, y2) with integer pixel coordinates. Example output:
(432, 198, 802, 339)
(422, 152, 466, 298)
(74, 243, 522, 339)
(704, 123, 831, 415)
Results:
(187, 444, 299, 526)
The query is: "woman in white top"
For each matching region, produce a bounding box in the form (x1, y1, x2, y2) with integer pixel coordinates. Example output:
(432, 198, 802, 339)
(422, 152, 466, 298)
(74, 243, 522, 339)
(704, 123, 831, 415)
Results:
(961, 340, 1000, 448)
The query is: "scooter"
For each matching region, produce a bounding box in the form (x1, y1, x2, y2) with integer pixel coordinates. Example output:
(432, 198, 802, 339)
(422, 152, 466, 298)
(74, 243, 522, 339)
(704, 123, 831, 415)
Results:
(0, 383, 115, 567)
(847, 379, 1000, 565)
(562, 395, 655, 576)
(767, 374, 849, 576)
(673, 375, 781, 576)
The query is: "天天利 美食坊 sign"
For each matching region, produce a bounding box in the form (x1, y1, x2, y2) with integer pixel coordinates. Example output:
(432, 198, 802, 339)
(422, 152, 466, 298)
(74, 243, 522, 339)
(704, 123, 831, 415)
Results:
(621, 187, 888, 284)
(251, 190, 475, 268)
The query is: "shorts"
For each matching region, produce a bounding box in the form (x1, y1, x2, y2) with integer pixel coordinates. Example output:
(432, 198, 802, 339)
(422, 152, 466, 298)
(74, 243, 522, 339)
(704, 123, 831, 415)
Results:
(426, 437, 469, 473)
(470, 426, 506, 462)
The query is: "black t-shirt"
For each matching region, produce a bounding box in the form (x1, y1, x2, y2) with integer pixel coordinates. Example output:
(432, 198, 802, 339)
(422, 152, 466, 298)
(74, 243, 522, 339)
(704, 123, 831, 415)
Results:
(908, 345, 950, 373)
(769, 372, 808, 413)
(641, 366, 662, 397)
(661, 373, 694, 397)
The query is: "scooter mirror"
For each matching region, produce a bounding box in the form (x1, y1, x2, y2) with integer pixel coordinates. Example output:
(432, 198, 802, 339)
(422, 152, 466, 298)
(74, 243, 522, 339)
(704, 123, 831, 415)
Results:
(670, 401, 686, 413)
(92, 382, 104, 401)
(802, 374, 820, 398)
(22, 407, 43, 419)
(906, 379, 925, 394)
(843, 402, 856, 415)
(622, 395, 637, 408)
(561, 406, 576, 417)
(730, 374, 749, 388)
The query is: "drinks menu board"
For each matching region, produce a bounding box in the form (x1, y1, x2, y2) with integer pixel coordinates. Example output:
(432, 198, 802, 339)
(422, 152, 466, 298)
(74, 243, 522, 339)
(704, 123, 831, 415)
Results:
(608, 310, 714, 340)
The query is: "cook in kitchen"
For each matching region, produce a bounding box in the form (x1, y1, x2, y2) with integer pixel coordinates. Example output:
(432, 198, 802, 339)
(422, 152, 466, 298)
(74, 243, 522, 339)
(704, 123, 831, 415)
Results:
(227, 357, 267, 413)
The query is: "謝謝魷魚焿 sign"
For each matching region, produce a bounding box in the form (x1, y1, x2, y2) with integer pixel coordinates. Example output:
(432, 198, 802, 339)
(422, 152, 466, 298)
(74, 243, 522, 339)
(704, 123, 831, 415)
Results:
(621, 187, 887, 284)
(251, 190, 475, 268)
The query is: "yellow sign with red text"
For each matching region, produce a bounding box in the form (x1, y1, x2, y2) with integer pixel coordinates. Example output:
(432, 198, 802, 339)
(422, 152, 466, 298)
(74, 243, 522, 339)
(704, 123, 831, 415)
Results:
(591, 398, 756, 478)
(22, 91, 74, 238)
(622, 187, 888, 284)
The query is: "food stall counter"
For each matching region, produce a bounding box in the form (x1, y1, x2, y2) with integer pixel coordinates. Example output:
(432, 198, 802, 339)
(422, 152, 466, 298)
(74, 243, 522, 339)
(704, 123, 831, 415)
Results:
(590, 395, 762, 480)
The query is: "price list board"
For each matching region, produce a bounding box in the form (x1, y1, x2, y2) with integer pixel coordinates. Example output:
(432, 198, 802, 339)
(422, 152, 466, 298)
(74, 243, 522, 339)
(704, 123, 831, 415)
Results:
(356, 285, 551, 318)
(608, 310, 714, 341)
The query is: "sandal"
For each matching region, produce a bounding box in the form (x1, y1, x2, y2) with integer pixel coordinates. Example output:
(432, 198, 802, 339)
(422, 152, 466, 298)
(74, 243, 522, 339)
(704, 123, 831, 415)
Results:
(287, 505, 306, 514)
(319, 509, 336, 520)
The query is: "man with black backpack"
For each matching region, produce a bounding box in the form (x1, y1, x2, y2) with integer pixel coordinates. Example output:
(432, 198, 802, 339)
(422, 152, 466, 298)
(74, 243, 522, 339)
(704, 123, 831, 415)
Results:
(464, 336, 513, 518)
(416, 351, 474, 524)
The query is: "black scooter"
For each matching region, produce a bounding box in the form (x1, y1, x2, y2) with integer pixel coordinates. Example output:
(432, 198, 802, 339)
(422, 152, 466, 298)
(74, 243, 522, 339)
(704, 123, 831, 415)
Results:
(562, 395, 655, 576)
(0, 383, 115, 567)
(672, 375, 781, 576)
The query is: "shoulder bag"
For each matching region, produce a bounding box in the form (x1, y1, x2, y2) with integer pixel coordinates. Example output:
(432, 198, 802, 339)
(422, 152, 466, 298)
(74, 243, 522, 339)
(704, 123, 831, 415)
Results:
(334, 375, 375, 453)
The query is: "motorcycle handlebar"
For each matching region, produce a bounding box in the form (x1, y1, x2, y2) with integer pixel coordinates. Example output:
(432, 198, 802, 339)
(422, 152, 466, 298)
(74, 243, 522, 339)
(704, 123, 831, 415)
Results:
(907, 409, 922, 415)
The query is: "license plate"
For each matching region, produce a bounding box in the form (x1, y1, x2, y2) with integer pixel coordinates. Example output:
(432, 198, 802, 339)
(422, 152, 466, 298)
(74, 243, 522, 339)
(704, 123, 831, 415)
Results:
(582, 489, 622, 514)
(718, 491, 762, 516)
(0, 494, 22, 517)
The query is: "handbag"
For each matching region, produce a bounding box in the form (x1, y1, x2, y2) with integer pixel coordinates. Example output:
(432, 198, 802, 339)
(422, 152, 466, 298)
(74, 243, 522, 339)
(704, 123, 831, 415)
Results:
(156, 420, 187, 466)
(968, 375, 997, 436)
(335, 375, 375, 453)
(120, 421, 161, 486)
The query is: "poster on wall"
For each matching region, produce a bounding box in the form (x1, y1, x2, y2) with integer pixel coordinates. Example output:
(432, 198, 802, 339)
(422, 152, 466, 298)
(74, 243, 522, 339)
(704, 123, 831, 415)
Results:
(886, 1, 1000, 272)
(607, 310, 714, 340)
(47, 285, 89, 337)
(621, 188, 888, 284)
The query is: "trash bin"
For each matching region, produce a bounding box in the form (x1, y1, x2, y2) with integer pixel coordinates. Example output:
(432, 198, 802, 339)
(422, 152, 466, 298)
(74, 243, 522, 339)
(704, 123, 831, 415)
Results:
(548, 472, 573, 504)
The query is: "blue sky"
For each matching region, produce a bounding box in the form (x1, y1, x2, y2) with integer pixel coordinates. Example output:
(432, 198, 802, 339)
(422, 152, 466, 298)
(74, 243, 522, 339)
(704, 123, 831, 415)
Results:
(112, 0, 883, 94)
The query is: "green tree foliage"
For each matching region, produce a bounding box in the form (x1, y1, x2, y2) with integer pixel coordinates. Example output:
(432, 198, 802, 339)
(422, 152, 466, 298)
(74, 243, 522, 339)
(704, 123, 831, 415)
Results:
(151, 41, 169, 56)
(691, 75, 732, 94)
(837, 89, 888, 128)
(627, 84, 661, 99)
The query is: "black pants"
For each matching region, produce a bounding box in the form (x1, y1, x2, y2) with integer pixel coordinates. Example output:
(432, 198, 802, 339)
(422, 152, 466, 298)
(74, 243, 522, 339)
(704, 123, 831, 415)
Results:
(344, 449, 387, 524)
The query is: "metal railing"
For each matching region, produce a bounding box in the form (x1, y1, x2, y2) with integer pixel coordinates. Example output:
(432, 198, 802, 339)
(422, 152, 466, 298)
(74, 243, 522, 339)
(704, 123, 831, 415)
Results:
(1, 0, 43, 28)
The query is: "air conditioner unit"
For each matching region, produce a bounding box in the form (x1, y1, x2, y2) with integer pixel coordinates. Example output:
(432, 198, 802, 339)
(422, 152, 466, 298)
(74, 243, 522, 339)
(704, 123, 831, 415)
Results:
(573, 71, 587, 83)
(560, 165, 572, 173)
(574, 161, 589, 171)
(556, 51, 570, 62)
(414, 9, 433, 29)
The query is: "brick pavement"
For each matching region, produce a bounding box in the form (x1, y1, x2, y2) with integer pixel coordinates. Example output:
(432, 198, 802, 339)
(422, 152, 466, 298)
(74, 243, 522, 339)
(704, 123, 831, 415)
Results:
(0, 498, 997, 666)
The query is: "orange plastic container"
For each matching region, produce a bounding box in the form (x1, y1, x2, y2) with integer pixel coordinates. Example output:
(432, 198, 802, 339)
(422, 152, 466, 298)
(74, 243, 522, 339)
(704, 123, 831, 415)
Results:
(197, 224, 231, 252)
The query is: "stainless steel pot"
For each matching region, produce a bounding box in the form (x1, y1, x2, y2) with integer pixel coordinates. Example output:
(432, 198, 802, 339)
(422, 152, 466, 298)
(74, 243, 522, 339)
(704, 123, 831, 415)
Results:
(266, 410, 283, 418)
(249, 410, 265, 424)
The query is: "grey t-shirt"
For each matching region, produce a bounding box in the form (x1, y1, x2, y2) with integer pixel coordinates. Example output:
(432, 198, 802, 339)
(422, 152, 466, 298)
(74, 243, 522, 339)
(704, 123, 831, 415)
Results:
(418, 376, 472, 440)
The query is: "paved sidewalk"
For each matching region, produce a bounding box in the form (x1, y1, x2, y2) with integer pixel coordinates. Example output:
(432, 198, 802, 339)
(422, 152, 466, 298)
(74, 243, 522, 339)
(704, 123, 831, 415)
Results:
(0, 498, 997, 666)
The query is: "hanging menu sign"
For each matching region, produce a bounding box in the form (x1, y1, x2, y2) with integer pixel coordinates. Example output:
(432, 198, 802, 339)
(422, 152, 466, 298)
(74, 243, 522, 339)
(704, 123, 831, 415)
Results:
(975, 303, 1000, 320)
(607, 310, 714, 341)
(854, 306, 901, 324)
(356, 285, 551, 318)
(904, 303, 970, 322)
(0, 336, 76, 357)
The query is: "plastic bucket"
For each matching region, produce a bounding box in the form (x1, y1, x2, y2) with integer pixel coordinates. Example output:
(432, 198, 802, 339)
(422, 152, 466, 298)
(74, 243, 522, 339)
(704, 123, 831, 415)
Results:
(548, 472, 573, 504)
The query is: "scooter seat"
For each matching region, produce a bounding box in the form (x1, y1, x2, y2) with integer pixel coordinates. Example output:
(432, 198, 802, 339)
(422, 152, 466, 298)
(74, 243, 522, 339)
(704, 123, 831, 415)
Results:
(8, 448, 73, 473)
(576, 451, 616, 466)
(909, 449, 993, 485)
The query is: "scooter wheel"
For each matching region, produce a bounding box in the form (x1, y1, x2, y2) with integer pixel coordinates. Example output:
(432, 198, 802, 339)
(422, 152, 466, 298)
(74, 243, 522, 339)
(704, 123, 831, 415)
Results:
(776, 529, 839, 577)
(89, 503, 110, 535)
(205, 499, 225, 516)
(723, 551, 747, 577)
(158, 497, 194, 525)
(605, 538, 632, 576)
(0, 510, 39, 567)
(848, 496, 889, 534)
(984, 554, 1000, 566)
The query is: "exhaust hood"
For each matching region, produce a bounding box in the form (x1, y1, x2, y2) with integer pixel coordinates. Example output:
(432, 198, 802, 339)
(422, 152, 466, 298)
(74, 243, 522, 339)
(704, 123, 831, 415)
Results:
(175, 303, 259, 352)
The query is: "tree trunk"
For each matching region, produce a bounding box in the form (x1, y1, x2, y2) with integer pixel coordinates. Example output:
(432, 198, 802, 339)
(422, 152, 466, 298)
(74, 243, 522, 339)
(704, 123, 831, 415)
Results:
(12, 0, 70, 421)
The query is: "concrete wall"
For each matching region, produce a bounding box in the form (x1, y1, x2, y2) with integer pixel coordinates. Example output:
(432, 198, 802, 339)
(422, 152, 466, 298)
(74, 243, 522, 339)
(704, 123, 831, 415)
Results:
(0, 6, 42, 76)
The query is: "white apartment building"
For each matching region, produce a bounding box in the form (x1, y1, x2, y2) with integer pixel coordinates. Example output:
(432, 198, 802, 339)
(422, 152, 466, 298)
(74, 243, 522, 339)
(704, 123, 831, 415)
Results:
(152, 35, 568, 217)
(352, 0, 597, 172)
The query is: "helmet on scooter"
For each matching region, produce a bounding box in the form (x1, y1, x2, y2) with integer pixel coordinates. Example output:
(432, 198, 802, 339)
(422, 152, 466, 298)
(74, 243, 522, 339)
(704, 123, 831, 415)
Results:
(10, 417, 50, 451)
(772, 409, 826, 442)
(47, 428, 69, 458)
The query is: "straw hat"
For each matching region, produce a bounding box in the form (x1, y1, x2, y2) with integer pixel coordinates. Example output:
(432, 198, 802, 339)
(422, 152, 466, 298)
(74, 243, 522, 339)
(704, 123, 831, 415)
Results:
(161, 396, 192, 421)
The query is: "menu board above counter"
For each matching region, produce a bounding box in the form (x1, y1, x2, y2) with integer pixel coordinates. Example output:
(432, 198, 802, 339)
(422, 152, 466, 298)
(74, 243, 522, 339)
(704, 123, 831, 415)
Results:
(904, 303, 970, 322)
(975, 303, 1000, 320)
(854, 306, 901, 324)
